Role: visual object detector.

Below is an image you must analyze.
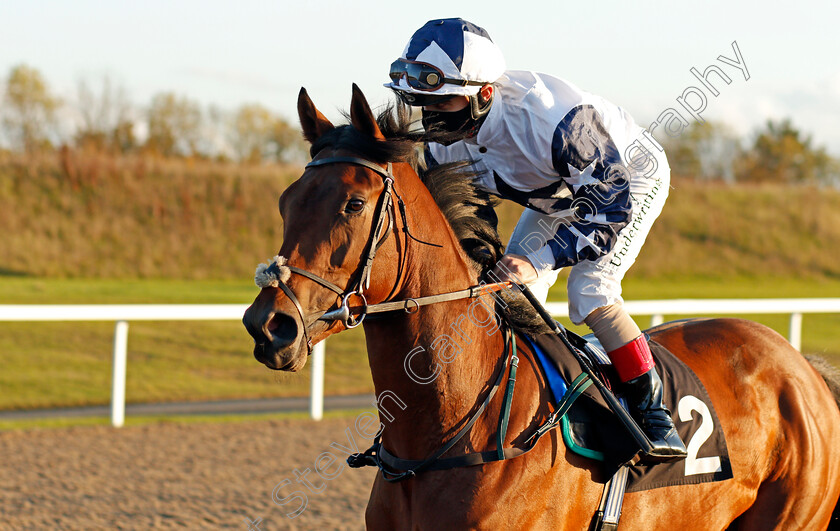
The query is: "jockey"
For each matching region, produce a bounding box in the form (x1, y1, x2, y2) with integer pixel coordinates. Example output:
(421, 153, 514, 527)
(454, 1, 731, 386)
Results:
(385, 18, 687, 461)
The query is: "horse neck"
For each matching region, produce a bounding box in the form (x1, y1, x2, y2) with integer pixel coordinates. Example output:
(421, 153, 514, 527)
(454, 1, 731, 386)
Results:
(362, 192, 507, 459)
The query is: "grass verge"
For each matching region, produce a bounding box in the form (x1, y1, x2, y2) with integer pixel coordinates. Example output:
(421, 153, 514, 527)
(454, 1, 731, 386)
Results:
(1, 276, 838, 412)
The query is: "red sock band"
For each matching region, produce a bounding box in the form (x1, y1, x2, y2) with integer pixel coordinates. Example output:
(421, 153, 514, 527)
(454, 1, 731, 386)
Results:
(606, 335, 655, 382)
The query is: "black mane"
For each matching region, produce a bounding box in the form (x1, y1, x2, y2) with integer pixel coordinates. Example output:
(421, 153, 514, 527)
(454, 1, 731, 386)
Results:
(309, 102, 505, 273)
(308, 101, 549, 334)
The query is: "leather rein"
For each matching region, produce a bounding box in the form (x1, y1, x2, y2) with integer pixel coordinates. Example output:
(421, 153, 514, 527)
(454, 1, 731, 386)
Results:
(262, 155, 513, 351)
(263, 154, 591, 481)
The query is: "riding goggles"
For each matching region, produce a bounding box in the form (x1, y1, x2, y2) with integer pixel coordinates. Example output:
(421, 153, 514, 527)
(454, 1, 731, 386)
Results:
(389, 58, 486, 92)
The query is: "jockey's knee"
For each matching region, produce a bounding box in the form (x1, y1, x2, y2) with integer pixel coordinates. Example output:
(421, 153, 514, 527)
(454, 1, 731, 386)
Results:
(583, 303, 642, 352)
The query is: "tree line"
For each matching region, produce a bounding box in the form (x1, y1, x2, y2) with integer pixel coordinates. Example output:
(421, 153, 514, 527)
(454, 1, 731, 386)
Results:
(1, 63, 838, 183)
(0, 64, 307, 163)
(662, 120, 839, 185)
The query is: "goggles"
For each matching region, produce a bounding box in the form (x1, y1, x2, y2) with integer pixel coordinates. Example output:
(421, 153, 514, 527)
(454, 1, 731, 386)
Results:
(389, 58, 485, 92)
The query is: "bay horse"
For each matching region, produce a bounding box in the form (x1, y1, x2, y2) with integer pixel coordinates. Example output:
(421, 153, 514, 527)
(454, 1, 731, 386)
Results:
(242, 85, 840, 530)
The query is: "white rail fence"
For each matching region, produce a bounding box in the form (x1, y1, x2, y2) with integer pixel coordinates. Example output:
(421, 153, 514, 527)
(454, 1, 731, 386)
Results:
(2, 298, 839, 427)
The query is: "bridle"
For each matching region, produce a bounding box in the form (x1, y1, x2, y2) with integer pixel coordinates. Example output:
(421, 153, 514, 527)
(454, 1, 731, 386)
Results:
(261, 153, 595, 482)
(261, 154, 512, 353)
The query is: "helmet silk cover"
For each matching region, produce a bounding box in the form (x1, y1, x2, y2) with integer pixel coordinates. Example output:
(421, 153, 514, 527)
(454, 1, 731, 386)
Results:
(385, 18, 506, 97)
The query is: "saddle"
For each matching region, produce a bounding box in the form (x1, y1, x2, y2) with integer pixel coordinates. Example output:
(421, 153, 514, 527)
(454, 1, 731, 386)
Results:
(526, 329, 733, 492)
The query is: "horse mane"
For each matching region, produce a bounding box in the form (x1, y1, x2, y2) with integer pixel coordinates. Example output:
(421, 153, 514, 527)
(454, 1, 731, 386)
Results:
(309, 101, 549, 335)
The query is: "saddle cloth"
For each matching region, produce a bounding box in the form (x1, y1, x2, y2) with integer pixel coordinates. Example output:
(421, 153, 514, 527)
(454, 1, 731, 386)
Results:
(525, 329, 734, 492)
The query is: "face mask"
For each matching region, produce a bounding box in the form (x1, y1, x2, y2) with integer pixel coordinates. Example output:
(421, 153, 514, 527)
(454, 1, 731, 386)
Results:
(421, 106, 475, 145)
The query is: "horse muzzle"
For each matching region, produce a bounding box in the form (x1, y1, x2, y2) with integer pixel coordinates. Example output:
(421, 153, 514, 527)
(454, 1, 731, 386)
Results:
(242, 304, 307, 371)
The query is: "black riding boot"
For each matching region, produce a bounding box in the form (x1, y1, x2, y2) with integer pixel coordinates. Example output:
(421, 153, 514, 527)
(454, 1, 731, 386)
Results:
(623, 367, 688, 462)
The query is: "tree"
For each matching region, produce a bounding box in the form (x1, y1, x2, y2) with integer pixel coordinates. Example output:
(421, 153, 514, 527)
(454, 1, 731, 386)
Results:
(272, 117, 307, 164)
(230, 103, 276, 163)
(145, 92, 202, 157)
(1, 64, 60, 152)
(662, 121, 741, 183)
(111, 117, 137, 154)
(736, 119, 835, 184)
(75, 76, 134, 152)
(228, 104, 306, 164)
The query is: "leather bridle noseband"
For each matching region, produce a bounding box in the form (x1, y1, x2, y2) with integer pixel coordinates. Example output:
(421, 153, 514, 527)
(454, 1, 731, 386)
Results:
(262, 154, 512, 353)
(260, 153, 589, 482)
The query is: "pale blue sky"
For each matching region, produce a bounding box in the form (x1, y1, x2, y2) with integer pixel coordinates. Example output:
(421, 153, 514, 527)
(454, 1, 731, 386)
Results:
(2, 0, 839, 153)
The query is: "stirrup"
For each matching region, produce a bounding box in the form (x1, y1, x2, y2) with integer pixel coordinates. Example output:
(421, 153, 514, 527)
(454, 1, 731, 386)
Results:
(638, 427, 687, 463)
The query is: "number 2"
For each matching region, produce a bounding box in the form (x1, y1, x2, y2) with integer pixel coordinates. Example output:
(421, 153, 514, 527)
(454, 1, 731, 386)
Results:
(677, 395, 723, 476)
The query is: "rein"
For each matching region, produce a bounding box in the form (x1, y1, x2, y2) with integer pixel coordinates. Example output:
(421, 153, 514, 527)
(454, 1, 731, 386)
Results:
(259, 155, 511, 346)
(262, 154, 590, 480)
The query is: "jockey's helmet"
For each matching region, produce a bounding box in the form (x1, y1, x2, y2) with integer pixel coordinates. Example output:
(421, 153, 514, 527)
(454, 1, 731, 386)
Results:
(385, 18, 505, 117)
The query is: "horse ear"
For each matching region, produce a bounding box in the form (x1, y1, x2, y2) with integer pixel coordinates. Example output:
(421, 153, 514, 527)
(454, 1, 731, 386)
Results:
(350, 83, 385, 141)
(297, 87, 334, 144)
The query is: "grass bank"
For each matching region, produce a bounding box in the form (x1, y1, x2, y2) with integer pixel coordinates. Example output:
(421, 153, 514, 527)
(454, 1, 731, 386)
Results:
(0, 150, 296, 279)
(2, 150, 840, 281)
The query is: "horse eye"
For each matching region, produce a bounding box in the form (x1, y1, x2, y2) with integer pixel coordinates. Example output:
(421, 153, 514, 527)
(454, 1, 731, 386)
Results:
(345, 199, 365, 213)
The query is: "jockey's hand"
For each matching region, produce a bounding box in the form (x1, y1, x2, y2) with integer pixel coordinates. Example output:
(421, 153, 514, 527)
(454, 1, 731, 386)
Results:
(492, 254, 538, 285)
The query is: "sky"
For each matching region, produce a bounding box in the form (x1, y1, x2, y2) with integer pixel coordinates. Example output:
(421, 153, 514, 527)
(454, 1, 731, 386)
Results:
(2, 0, 840, 154)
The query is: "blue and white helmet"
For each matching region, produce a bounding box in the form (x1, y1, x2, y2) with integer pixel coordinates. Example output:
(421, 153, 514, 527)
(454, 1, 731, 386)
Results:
(385, 18, 506, 99)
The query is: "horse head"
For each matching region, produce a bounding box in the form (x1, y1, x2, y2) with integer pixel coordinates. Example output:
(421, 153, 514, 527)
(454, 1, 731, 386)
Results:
(242, 85, 425, 371)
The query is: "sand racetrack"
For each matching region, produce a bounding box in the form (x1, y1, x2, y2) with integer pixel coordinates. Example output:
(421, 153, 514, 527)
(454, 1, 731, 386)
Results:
(0, 417, 378, 530)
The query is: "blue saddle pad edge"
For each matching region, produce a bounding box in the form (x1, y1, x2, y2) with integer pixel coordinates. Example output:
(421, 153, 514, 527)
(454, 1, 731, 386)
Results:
(521, 335, 568, 404)
(521, 334, 608, 462)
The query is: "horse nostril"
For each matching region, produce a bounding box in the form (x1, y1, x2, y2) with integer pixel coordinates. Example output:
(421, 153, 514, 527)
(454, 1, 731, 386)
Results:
(267, 313, 298, 347)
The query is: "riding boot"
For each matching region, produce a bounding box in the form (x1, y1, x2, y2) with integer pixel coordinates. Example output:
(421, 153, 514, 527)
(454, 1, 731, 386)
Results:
(607, 335, 688, 462)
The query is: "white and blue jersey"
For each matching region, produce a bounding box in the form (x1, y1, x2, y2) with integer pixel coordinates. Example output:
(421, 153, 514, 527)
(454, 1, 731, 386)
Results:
(426, 70, 660, 271)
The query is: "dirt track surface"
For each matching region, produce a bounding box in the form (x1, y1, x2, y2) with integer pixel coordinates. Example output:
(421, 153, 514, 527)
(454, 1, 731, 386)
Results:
(0, 418, 377, 530)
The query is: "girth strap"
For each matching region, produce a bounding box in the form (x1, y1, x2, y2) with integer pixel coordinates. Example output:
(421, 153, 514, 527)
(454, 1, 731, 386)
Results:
(348, 340, 595, 481)
(377, 444, 531, 472)
(350, 327, 516, 482)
